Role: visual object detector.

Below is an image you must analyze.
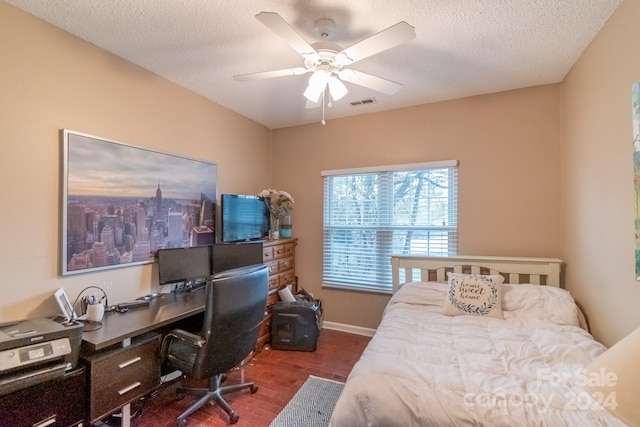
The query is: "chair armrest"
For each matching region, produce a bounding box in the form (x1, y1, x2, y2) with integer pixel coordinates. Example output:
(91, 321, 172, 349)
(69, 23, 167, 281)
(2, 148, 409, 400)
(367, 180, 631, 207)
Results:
(160, 329, 205, 359)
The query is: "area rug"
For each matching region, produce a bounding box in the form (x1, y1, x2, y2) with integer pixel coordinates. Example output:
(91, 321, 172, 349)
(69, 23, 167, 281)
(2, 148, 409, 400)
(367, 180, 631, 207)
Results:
(269, 375, 345, 427)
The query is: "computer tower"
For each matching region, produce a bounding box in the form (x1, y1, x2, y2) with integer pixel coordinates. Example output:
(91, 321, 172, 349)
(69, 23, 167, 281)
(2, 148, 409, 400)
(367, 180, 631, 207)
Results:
(271, 300, 323, 351)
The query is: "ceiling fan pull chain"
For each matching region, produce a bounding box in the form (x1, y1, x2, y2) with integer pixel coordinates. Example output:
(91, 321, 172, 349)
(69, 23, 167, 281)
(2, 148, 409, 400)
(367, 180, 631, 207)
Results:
(321, 90, 326, 125)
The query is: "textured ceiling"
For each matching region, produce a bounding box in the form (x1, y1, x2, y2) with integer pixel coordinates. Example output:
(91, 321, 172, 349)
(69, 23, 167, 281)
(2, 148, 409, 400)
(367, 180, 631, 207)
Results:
(4, 0, 622, 129)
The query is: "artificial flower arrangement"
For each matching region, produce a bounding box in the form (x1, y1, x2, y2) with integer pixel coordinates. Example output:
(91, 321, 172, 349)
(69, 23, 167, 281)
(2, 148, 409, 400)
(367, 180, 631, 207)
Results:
(258, 188, 295, 219)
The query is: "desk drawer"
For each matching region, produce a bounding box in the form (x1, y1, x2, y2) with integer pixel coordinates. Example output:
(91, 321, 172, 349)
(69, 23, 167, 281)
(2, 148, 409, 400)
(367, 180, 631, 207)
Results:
(0, 367, 85, 427)
(82, 333, 160, 422)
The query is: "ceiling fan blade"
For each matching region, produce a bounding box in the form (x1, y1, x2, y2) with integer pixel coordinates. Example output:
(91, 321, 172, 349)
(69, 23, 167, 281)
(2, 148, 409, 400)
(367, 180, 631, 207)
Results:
(256, 12, 317, 58)
(341, 70, 402, 95)
(233, 67, 309, 81)
(339, 21, 416, 65)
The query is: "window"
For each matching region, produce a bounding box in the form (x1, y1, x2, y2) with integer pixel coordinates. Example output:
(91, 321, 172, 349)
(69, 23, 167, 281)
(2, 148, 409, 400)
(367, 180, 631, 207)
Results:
(322, 161, 458, 293)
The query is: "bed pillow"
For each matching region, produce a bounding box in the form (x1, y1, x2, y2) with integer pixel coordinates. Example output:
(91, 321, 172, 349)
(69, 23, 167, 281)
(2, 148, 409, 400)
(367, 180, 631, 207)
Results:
(442, 272, 505, 318)
(501, 283, 580, 327)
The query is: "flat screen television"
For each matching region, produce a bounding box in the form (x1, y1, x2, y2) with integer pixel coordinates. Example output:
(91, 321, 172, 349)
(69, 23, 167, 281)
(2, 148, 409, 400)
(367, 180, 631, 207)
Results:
(220, 194, 270, 243)
(157, 245, 212, 286)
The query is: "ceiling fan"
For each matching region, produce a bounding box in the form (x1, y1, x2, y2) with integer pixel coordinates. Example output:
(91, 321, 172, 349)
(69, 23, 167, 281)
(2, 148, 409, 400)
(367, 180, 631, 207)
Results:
(233, 12, 416, 109)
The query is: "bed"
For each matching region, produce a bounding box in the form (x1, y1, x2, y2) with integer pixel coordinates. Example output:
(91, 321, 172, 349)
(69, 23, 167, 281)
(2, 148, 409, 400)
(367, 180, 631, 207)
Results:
(329, 255, 624, 427)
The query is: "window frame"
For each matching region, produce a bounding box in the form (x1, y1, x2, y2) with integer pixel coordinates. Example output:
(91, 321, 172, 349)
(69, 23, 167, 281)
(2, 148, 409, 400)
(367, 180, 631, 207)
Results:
(321, 160, 458, 294)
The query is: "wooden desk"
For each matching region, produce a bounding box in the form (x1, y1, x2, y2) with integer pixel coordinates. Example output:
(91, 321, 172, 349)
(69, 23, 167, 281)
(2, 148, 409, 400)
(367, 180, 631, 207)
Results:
(80, 288, 207, 425)
(82, 288, 206, 351)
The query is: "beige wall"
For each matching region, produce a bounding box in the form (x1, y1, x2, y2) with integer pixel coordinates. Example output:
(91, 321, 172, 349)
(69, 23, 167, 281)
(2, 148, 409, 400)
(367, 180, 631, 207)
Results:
(272, 86, 562, 329)
(0, 3, 271, 322)
(561, 0, 640, 346)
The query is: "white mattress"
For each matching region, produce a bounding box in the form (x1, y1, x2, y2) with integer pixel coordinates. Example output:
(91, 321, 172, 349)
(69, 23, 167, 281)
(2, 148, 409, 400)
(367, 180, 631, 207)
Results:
(329, 282, 625, 427)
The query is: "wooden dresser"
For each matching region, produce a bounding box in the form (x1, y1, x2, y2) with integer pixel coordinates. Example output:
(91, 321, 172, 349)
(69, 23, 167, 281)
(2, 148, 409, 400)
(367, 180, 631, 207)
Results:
(256, 238, 298, 351)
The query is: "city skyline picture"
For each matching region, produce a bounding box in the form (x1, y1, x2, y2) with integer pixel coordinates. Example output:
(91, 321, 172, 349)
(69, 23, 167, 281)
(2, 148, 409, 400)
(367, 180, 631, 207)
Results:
(61, 130, 217, 275)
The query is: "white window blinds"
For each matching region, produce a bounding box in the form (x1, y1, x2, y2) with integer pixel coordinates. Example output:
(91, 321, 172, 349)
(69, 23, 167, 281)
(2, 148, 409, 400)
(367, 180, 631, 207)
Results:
(321, 161, 458, 293)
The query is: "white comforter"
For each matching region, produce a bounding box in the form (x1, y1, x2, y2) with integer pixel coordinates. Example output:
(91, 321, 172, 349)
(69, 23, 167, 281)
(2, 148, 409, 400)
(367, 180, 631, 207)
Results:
(329, 282, 625, 427)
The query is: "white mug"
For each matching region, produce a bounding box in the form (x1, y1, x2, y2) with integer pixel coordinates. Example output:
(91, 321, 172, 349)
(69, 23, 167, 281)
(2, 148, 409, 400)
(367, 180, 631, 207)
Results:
(86, 303, 105, 322)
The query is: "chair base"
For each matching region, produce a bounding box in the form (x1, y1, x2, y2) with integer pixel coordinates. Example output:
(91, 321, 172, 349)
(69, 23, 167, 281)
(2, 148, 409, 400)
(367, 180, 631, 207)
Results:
(175, 373, 258, 426)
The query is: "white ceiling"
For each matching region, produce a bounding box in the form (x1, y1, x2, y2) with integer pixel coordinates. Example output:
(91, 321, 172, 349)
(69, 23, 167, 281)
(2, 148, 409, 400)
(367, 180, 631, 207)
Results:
(5, 0, 622, 129)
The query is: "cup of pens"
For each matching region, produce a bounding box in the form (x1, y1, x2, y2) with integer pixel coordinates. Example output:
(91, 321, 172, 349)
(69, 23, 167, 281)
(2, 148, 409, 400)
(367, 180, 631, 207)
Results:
(85, 296, 105, 323)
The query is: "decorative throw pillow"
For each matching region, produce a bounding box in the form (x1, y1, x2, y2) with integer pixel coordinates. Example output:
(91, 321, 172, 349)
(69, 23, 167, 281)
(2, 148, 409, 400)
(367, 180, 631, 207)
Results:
(442, 272, 505, 318)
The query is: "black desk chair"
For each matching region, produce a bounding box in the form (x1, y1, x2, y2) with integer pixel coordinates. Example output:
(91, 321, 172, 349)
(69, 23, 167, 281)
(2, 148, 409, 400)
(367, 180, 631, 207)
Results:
(160, 264, 269, 426)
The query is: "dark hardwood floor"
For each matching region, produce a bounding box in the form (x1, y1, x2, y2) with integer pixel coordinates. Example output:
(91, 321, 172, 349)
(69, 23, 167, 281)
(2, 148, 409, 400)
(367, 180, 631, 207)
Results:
(108, 329, 371, 427)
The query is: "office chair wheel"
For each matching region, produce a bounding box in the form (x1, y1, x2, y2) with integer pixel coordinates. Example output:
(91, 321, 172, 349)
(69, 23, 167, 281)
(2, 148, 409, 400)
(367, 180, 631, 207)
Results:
(175, 388, 186, 401)
(229, 412, 239, 424)
(177, 419, 187, 427)
(250, 384, 258, 394)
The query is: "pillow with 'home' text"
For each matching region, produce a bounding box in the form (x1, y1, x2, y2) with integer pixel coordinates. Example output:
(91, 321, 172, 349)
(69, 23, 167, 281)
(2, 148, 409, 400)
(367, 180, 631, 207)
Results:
(442, 272, 504, 318)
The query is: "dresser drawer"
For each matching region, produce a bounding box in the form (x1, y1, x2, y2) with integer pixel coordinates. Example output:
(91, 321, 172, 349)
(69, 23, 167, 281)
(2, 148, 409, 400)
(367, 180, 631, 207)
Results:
(283, 242, 296, 258)
(266, 289, 280, 308)
(272, 244, 286, 260)
(262, 246, 274, 261)
(278, 270, 296, 287)
(268, 274, 279, 289)
(258, 312, 273, 338)
(278, 255, 294, 272)
(82, 333, 160, 422)
(255, 333, 270, 352)
(259, 238, 297, 351)
(265, 259, 279, 276)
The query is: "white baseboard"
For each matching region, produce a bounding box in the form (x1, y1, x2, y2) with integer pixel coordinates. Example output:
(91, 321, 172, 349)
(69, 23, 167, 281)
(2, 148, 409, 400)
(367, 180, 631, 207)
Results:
(322, 321, 376, 337)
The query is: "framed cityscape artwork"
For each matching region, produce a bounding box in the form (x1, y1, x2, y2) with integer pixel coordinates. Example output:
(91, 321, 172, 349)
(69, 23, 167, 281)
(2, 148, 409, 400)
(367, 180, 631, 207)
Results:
(61, 129, 217, 276)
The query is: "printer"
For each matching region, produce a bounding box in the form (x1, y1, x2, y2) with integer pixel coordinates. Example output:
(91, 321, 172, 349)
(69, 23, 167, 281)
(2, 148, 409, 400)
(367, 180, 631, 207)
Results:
(0, 317, 84, 396)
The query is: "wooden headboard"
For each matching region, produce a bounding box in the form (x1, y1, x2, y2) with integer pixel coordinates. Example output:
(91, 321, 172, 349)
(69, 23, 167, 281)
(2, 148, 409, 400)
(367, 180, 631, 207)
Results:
(390, 255, 563, 294)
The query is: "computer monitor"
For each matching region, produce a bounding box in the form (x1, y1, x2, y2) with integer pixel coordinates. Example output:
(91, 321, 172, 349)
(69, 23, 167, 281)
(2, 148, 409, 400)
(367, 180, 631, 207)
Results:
(212, 242, 264, 274)
(157, 245, 212, 287)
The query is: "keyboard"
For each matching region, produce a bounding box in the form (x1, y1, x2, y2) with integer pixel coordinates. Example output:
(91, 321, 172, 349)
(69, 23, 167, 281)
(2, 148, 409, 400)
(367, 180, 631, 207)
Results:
(116, 300, 150, 310)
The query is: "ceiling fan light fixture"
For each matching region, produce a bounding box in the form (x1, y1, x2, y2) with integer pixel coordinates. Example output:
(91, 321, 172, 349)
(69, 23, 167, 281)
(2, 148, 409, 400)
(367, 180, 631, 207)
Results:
(338, 69, 356, 81)
(309, 69, 329, 87)
(237, 12, 415, 121)
(304, 70, 329, 102)
(328, 76, 348, 101)
(303, 53, 321, 66)
(334, 52, 353, 66)
(303, 86, 322, 103)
